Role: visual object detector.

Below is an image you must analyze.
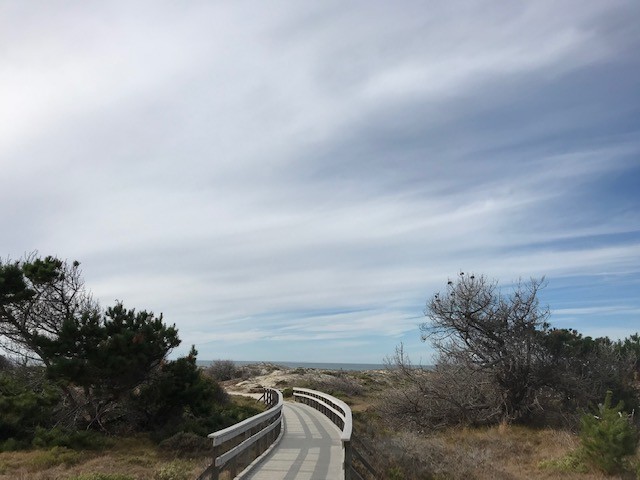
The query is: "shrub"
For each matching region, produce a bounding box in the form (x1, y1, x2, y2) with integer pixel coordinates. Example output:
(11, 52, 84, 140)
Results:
(0, 437, 28, 451)
(158, 431, 211, 458)
(380, 357, 503, 431)
(133, 346, 228, 437)
(149, 393, 263, 442)
(31, 446, 83, 469)
(206, 360, 239, 381)
(282, 387, 294, 398)
(579, 391, 638, 474)
(304, 375, 364, 397)
(32, 426, 106, 450)
(0, 369, 60, 445)
(217, 399, 264, 425)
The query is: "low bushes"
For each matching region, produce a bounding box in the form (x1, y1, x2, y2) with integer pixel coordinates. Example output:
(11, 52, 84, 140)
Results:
(206, 359, 241, 382)
(31, 446, 84, 469)
(158, 432, 211, 458)
(0, 370, 61, 450)
(31, 427, 107, 450)
(302, 372, 364, 397)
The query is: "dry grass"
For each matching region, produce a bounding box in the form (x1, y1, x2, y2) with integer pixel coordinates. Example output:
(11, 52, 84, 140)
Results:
(354, 419, 640, 479)
(0, 391, 268, 480)
(0, 436, 210, 480)
(434, 424, 593, 479)
(21, 365, 627, 480)
(265, 367, 639, 479)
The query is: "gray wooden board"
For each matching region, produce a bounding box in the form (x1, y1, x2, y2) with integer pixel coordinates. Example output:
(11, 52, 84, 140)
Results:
(239, 402, 343, 480)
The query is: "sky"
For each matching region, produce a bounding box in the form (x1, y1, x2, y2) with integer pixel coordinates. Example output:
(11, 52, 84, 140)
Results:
(1, 1, 639, 364)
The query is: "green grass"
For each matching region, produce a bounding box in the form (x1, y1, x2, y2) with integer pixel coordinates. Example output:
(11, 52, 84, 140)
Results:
(154, 460, 195, 480)
(30, 446, 84, 469)
(66, 474, 136, 480)
(538, 449, 589, 473)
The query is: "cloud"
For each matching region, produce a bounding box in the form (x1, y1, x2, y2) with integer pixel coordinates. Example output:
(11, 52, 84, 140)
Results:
(554, 306, 640, 317)
(1, 0, 639, 362)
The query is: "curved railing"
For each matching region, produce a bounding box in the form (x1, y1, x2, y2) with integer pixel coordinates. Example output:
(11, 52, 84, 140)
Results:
(293, 387, 380, 479)
(198, 388, 283, 480)
(293, 387, 354, 479)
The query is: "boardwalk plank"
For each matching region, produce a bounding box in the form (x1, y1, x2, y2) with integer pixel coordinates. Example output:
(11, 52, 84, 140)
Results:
(240, 402, 343, 480)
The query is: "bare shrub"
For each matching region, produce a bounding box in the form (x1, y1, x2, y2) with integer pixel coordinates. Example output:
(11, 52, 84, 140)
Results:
(423, 274, 551, 423)
(390, 273, 639, 430)
(304, 372, 364, 397)
(236, 363, 284, 379)
(206, 360, 240, 382)
(381, 345, 503, 431)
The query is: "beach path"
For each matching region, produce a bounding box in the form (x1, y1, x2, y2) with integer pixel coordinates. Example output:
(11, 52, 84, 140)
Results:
(239, 401, 343, 480)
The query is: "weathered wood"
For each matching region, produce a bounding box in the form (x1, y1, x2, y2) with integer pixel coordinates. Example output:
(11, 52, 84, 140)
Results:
(240, 402, 343, 480)
(351, 444, 379, 478)
(293, 387, 353, 441)
(350, 465, 366, 480)
(209, 394, 283, 446)
(294, 392, 345, 421)
(293, 387, 355, 479)
(197, 388, 283, 480)
(214, 412, 282, 467)
(350, 433, 380, 479)
(292, 387, 380, 480)
(344, 439, 353, 480)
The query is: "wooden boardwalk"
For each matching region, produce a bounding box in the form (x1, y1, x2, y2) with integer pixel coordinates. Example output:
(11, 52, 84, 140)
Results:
(239, 402, 343, 480)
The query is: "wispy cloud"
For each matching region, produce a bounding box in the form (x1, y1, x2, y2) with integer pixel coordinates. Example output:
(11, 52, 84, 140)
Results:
(554, 306, 640, 316)
(1, 0, 639, 362)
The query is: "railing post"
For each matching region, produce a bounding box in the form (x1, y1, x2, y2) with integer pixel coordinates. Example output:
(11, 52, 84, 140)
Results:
(343, 439, 352, 480)
(211, 443, 220, 480)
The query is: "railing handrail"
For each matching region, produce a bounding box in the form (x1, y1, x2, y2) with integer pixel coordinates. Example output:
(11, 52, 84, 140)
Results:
(207, 390, 283, 445)
(293, 387, 352, 441)
(292, 387, 378, 479)
(214, 417, 281, 467)
(293, 387, 355, 479)
(198, 388, 283, 480)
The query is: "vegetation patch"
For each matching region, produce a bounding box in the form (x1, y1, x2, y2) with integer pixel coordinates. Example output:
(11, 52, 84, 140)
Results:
(31, 427, 107, 450)
(0, 254, 232, 449)
(538, 450, 589, 474)
(154, 459, 194, 480)
(66, 474, 136, 480)
(158, 432, 211, 458)
(1, 260, 639, 479)
(384, 273, 639, 431)
(282, 387, 294, 398)
(30, 446, 83, 470)
(206, 360, 241, 382)
(580, 391, 638, 474)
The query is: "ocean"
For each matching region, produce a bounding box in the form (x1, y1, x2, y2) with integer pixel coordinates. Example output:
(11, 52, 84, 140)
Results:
(198, 360, 387, 371)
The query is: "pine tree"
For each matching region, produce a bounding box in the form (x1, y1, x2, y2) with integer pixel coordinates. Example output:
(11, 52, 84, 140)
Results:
(580, 391, 638, 473)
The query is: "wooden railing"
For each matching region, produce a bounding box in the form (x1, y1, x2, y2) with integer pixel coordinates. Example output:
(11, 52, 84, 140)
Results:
(293, 387, 379, 480)
(197, 388, 283, 480)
